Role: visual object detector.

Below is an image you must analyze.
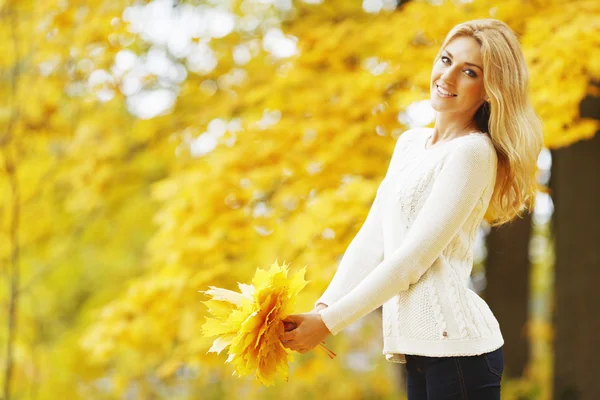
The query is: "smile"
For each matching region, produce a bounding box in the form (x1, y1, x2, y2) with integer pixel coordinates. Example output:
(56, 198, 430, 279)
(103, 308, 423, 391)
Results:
(436, 84, 457, 98)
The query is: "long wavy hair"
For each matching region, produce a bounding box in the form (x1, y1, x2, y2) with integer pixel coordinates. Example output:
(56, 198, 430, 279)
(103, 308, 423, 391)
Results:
(433, 19, 544, 226)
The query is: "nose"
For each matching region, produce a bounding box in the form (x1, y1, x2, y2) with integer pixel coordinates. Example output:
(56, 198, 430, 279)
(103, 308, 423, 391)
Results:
(440, 71, 454, 85)
(439, 66, 459, 85)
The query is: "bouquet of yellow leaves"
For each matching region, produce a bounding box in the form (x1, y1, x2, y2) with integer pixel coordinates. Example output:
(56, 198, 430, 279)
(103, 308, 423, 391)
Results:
(200, 260, 336, 386)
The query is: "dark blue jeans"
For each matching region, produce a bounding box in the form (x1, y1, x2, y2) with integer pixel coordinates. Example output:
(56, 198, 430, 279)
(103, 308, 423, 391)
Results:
(405, 346, 504, 399)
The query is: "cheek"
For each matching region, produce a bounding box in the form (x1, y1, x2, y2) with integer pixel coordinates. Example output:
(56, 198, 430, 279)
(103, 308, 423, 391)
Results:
(460, 80, 484, 99)
(431, 64, 442, 79)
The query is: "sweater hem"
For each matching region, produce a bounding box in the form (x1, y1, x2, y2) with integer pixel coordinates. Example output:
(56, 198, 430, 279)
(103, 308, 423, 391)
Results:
(382, 330, 504, 364)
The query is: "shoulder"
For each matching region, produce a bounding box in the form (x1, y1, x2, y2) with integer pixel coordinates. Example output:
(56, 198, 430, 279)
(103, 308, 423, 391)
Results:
(393, 127, 427, 151)
(398, 127, 427, 143)
(454, 133, 496, 159)
(446, 134, 497, 171)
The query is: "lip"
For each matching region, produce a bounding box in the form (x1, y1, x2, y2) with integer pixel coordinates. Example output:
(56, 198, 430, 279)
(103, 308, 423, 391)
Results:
(435, 83, 457, 96)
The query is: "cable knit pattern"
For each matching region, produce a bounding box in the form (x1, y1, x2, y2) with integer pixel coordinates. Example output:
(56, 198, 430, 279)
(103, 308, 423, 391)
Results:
(446, 273, 469, 339)
(426, 278, 446, 338)
(315, 127, 504, 363)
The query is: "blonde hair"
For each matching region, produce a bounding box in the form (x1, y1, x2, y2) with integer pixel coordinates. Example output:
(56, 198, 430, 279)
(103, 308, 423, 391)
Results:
(433, 19, 544, 226)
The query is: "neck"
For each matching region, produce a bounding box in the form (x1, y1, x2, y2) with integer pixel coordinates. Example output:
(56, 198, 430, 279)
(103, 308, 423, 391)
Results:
(431, 112, 480, 144)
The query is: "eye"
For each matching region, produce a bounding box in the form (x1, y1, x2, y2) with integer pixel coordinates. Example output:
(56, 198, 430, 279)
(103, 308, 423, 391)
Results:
(440, 56, 478, 78)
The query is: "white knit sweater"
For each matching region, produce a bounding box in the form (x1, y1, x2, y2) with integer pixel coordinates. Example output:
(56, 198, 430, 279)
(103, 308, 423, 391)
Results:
(315, 127, 504, 363)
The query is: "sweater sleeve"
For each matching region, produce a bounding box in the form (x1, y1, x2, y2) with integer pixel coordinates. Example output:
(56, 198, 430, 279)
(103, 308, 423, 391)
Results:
(318, 138, 497, 335)
(313, 131, 415, 310)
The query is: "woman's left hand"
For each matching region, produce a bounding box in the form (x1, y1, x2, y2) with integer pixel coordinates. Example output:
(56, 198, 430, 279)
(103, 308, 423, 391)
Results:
(280, 312, 331, 354)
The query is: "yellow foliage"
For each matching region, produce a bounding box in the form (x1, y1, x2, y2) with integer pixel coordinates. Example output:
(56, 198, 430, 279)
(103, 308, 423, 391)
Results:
(1, 0, 598, 398)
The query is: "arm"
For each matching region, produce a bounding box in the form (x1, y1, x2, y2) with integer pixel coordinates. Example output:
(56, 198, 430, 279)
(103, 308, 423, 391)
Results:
(319, 139, 497, 335)
(313, 131, 415, 309)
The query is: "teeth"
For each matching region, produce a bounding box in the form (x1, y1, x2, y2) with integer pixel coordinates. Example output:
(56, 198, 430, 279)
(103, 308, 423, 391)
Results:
(437, 85, 456, 97)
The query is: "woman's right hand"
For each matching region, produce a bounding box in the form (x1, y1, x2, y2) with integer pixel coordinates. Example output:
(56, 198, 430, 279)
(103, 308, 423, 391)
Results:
(285, 304, 328, 332)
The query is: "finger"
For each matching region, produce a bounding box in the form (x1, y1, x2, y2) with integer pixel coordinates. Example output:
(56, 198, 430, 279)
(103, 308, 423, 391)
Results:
(281, 331, 296, 341)
(284, 315, 300, 323)
(289, 342, 301, 351)
(283, 321, 297, 331)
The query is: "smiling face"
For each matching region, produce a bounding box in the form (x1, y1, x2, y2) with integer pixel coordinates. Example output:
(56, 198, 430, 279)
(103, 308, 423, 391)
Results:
(430, 36, 486, 115)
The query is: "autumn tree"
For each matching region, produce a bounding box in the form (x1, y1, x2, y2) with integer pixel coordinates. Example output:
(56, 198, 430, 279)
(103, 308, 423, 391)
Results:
(81, 0, 600, 398)
(2, 0, 600, 399)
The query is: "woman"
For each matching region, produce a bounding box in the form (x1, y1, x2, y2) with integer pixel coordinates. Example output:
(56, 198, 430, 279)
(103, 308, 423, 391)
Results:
(281, 18, 543, 399)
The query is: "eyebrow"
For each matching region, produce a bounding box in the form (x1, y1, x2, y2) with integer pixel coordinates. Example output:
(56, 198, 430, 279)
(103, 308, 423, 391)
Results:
(443, 50, 482, 71)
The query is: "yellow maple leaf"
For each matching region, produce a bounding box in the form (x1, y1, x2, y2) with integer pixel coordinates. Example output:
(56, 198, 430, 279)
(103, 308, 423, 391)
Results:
(200, 260, 324, 386)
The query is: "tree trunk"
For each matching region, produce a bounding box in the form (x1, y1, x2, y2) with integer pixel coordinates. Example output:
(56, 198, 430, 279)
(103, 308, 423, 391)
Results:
(484, 213, 532, 378)
(551, 131, 600, 400)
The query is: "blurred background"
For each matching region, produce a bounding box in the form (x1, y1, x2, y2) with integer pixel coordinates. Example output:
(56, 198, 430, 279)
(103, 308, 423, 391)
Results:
(1, 0, 599, 399)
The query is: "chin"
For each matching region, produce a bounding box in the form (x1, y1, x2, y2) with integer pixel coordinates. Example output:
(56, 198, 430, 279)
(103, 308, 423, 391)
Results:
(430, 98, 449, 111)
